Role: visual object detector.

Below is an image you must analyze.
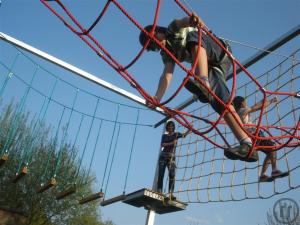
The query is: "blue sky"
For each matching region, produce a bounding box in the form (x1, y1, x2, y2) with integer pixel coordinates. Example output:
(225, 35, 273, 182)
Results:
(0, 1, 300, 225)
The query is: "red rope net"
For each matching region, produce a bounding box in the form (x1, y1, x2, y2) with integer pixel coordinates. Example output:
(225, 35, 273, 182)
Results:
(40, 0, 300, 157)
(173, 49, 300, 202)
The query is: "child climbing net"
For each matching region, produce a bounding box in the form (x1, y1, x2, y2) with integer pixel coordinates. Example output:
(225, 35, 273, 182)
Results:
(40, 0, 299, 162)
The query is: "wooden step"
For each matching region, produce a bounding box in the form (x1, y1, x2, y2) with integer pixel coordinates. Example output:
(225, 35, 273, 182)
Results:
(0, 154, 8, 167)
(12, 167, 28, 183)
(79, 192, 104, 205)
(56, 185, 76, 200)
(100, 194, 126, 206)
(36, 178, 57, 193)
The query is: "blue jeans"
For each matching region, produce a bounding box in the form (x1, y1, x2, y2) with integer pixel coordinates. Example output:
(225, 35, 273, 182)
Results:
(187, 31, 233, 114)
(157, 152, 176, 193)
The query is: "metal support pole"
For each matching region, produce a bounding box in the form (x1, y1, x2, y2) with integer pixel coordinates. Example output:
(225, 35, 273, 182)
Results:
(145, 123, 166, 225)
(145, 210, 156, 225)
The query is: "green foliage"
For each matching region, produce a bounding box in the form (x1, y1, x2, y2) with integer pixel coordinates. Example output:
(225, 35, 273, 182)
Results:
(0, 102, 114, 225)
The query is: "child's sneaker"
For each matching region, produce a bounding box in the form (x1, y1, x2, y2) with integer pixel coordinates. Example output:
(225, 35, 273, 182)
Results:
(184, 78, 210, 103)
(224, 148, 239, 160)
(271, 170, 289, 179)
(168, 193, 177, 201)
(259, 174, 274, 182)
(225, 143, 258, 162)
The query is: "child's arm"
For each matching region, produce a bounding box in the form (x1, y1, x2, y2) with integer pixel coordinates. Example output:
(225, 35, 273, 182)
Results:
(174, 13, 205, 29)
(182, 130, 192, 138)
(154, 62, 175, 102)
(161, 140, 177, 147)
(161, 134, 177, 148)
(247, 97, 278, 114)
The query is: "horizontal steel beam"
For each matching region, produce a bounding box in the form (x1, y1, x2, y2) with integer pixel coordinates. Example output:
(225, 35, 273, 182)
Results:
(0, 32, 164, 114)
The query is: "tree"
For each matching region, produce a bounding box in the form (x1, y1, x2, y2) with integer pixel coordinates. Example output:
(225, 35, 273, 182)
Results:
(0, 102, 114, 225)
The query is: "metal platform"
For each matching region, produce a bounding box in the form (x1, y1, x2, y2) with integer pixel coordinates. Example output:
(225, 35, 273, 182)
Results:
(123, 188, 187, 214)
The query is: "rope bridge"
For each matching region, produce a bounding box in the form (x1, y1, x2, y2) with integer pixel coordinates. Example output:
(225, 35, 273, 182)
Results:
(0, 39, 152, 204)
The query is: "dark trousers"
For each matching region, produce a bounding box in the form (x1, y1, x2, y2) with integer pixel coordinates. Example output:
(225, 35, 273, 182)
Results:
(187, 31, 233, 114)
(157, 153, 176, 193)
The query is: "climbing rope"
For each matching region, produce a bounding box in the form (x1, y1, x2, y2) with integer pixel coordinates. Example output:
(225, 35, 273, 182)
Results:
(123, 109, 139, 193)
(40, 0, 299, 154)
(173, 49, 300, 203)
(52, 89, 79, 178)
(100, 104, 120, 191)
